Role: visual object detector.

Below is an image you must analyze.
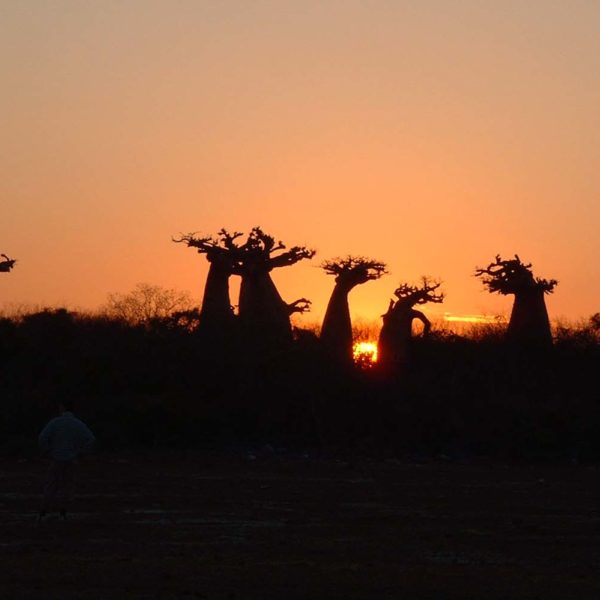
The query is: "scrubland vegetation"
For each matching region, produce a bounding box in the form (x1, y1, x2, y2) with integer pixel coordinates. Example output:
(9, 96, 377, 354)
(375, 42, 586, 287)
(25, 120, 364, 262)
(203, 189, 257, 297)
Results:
(1, 298, 598, 462)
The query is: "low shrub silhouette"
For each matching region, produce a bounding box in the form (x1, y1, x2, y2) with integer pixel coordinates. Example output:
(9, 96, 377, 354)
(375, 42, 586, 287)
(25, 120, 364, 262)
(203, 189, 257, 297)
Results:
(1, 307, 598, 461)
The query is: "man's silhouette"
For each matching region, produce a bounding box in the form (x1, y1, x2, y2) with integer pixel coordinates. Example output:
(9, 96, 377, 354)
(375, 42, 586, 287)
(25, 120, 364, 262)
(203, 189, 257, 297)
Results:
(38, 400, 95, 521)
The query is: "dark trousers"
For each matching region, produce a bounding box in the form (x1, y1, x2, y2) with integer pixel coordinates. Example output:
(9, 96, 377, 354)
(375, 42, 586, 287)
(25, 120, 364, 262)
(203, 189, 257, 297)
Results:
(41, 460, 76, 513)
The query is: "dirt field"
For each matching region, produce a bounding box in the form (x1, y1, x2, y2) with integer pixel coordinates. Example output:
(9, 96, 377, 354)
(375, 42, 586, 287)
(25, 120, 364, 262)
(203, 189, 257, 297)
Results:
(2, 452, 600, 599)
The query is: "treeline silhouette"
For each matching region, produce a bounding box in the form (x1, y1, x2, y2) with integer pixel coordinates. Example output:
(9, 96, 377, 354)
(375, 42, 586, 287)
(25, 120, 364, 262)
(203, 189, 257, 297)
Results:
(0, 306, 598, 461)
(1, 232, 598, 461)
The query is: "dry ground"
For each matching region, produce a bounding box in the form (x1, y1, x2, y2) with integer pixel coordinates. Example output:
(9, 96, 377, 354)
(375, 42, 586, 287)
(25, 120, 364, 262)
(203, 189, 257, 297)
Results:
(1, 452, 600, 599)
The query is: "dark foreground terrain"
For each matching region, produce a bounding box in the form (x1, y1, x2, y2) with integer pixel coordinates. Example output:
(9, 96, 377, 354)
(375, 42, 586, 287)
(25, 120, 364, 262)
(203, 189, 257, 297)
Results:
(2, 452, 600, 599)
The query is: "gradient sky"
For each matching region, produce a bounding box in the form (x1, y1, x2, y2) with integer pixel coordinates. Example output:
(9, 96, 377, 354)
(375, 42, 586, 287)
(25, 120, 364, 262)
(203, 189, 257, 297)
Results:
(2, 1, 599, 326)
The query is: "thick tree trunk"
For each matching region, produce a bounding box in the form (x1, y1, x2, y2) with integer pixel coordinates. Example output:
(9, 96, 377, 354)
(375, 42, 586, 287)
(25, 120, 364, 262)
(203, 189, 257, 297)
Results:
(320, 284, 353, 362)
(507, 288, 553, 348)
(239, 270, 293, 344)
(200, 263, 234, 331)
(378, 314, 410, 373)
(378, 308, 429, 374)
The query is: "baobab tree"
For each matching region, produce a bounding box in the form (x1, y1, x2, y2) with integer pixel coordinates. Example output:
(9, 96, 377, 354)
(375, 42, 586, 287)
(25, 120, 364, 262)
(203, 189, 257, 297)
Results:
(237, 227, 315, 344)
(320, 256, 387, 363)
(475, 254, 557, 348)
(0, 254, 16, 273)
(377, 277, 444, 374)
(173, 229, 246, 333)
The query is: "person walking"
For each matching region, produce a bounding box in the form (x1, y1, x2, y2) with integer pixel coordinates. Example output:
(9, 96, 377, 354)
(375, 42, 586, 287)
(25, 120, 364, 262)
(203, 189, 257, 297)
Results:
(38, 400, 96, 521)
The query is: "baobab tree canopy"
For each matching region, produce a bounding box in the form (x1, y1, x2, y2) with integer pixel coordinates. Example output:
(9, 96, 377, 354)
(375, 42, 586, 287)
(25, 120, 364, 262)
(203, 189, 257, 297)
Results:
(0, 254, 16, 273)
(320, 256, 387, 362)
(475, 254, 557, 348)
(391, 278, 445, 308)
(321, 256, 387, 285)
(475, 254, 557, 296)
(173, 229, 248, 271)
(242, 227, 315, 271)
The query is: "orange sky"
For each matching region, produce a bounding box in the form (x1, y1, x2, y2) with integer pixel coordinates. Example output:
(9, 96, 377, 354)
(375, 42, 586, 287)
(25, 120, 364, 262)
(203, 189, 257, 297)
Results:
(2, 1, 599, 325)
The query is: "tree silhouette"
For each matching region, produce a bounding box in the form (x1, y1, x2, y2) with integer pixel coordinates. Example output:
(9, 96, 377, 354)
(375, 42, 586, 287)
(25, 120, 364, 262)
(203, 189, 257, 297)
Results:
(173, 229, 247, 333)
(0, 254, 16, 273)
(103, 283, 194, 326)
(320, 256, 387, 363)
(475, 254, 557, 348)
(377, 277, 444, 373)
(237, 227, 315, 345)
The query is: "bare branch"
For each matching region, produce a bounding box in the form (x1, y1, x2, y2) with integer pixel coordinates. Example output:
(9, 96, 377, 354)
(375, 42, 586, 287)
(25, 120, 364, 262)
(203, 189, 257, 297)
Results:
(217, 229, 244, 249)
(172, 232, 219, 251)
(411, 309, 432, 336)
(270, 246, 316, 268)
(245, 226, 315, 269)
(0, 254, 16, 273)
(247, 227, 286, 254)
(287, 298, 312, 315)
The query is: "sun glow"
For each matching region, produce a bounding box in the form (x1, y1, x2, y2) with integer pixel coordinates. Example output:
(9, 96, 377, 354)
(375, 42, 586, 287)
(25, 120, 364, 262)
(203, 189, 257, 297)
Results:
(443, 313, 503, 324)
(353, 341, 378, 365)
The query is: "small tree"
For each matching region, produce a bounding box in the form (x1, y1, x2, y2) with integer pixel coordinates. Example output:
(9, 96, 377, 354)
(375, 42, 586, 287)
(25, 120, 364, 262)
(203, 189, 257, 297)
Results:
(103, 283, 195, 325)
(377, 277, 444, 373)
(475, 254, 557, 348)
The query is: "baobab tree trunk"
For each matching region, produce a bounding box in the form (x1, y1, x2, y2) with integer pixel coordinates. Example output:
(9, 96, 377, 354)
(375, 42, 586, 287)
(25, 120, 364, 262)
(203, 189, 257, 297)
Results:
(507, 288, 553, 348)
(200, 263, 235, 331)
(378, 309, 431, 375)
(234, 227, 315, 347)
(173, 230, 246, 335)
(239, 271, 294, 344)
(319, 256, 387, 364)
(320, 284, 353, 362)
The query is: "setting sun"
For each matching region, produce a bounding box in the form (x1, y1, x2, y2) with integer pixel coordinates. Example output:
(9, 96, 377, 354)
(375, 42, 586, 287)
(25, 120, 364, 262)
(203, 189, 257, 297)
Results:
(353, 341, 378, 365)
